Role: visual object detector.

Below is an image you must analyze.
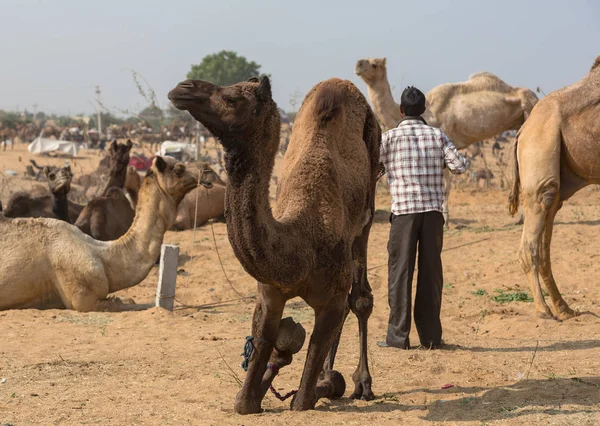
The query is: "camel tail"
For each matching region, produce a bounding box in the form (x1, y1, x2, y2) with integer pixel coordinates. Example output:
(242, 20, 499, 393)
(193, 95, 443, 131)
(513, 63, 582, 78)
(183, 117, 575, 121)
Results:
(508, 134, 520, 217)
(314, 82, 346, 124)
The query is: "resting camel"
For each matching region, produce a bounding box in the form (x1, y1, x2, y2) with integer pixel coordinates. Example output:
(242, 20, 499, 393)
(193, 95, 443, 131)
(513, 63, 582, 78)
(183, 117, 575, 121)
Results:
(75, 140, 135, 241)
(509, 56, 600, 320)
(173, 164, 226, 230)
(170, 76, 380, 413)
(3, 165, 80, 223)
(0, 156, 214, 312)
(355, 57, 538, 223)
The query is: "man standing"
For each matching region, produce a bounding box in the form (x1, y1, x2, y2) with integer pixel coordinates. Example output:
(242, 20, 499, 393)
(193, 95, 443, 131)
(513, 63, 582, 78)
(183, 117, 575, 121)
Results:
(377, 86, 469, 350)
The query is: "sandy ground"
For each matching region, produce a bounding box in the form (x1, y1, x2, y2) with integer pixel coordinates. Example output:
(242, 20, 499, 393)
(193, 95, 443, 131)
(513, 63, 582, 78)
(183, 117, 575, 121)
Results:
(0, 143, 598, 425)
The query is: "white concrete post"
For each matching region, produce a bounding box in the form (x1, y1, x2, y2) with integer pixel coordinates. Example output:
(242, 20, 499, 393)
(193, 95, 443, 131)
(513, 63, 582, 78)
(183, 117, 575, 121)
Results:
(156, 244, 179, 311)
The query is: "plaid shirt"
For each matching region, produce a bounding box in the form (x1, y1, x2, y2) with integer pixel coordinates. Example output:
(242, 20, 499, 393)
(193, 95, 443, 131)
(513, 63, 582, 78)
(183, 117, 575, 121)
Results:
(379, 117, 469, 216)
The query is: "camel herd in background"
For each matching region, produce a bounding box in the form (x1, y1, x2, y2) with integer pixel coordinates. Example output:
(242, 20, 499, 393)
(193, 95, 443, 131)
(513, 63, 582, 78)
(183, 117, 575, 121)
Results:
(0, 55, 598, 414)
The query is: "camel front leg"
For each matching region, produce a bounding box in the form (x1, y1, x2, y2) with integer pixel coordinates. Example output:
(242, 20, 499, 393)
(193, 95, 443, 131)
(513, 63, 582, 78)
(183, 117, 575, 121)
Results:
(291, 293, 348, 411)
(538, 202, 576, 320)
(519, 198, 554, 318)
(235, 284, 286, 414)
(442, 168, 452, 226)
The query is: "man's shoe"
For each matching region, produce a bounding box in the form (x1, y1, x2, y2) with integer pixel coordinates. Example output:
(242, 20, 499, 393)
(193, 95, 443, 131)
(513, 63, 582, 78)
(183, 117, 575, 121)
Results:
(377, 341, 410, 349)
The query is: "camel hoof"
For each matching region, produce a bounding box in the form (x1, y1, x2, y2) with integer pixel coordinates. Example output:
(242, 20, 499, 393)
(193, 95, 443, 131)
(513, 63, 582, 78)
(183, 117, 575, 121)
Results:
(556, 306, 577, 321)
(290, 393, 317, 411)
(350, 390, 375, 401)
(275, 317, 306, 355)
(316, 370, 346, 400)
(233, 392, 263, 414)
(234, 398, 262, 415)
(535, 310, 554, 320)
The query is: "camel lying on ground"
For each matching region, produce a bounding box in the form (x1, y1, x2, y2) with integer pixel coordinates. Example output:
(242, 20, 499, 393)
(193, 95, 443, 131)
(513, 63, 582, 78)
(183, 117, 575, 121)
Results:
(509, 56, 600, 320)
(170, 76, 380, 413)
(75, 140, 136, 241)
(173, 164, 226, 230)
(3, 165, 82, 223)
(355, 57, 538, 223)
(0, 156, 215, 312)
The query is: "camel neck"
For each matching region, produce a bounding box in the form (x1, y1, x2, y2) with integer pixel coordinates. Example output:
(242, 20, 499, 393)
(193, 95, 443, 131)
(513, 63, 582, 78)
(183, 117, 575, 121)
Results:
(222, 115, 313, 286)
(100, 166, 127, 196)
(102, 178, 175, 293)
(51, 192, 70, 223)
(366, 75, 401, 130)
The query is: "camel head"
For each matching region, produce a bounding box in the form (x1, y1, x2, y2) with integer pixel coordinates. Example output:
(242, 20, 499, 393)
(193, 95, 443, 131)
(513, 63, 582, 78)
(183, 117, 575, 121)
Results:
(519, 88, 540, 121)
(43, 165, 73, 196)
(168, 76, 277, 147)
(108, 139, 133, 173)
(355, 58, 387, 83)
(147, 156, 215, 205)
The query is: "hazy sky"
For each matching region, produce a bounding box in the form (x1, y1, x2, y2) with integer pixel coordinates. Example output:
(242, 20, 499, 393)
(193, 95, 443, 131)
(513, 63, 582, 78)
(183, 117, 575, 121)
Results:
(1, 0, 598, 116)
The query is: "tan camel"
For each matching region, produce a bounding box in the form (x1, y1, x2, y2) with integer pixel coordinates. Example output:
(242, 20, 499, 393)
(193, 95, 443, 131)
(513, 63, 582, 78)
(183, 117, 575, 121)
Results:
(3, 165, 79, 223)
(355, 57, 538, 223)
(509, 56, 600, 320)
(169, 76, 380, 413)
(0, 156, 214, 312)
(173, 164, 226, 230)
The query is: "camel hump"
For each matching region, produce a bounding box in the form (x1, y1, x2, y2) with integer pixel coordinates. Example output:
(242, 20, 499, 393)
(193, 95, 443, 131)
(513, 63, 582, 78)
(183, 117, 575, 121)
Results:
(314, 80, 347, 123)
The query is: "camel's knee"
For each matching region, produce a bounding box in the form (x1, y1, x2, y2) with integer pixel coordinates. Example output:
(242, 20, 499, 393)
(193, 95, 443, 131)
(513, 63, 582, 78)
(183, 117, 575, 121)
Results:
(349, 290, 373, 318)
(539, 182, 559, 211)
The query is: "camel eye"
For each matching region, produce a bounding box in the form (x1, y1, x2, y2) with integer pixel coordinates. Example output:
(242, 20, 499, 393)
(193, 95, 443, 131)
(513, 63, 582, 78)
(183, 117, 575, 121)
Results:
(48, 174, 55, 180)
(372, 64, 378, 68)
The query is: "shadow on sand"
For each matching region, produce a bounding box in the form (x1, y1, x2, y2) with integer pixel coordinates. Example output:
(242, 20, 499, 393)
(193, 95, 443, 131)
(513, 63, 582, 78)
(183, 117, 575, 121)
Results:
(314, 377, 599, 422)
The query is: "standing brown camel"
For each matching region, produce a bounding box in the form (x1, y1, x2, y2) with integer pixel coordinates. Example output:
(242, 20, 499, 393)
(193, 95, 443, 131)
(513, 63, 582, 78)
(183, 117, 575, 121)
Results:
(509, 56, 600, 320)
(169, 76, 380, 413)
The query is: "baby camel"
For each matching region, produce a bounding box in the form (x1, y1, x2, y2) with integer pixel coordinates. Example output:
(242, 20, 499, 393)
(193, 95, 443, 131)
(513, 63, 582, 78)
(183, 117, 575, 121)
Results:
(0, 156, 214, 312)
(170, 76, 380, 413)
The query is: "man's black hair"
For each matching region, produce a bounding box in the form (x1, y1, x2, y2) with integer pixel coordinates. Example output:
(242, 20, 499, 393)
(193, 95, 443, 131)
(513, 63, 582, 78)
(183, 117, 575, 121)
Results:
(400, 86, 426, 117)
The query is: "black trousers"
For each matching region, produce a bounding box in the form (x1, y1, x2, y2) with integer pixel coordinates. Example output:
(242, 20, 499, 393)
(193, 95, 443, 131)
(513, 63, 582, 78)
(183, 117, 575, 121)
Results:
(386, 211, 444, 349)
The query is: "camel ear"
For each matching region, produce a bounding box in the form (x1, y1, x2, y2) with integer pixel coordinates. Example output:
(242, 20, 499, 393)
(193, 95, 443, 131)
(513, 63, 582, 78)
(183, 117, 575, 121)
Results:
(382, 57, 387, 66)
(126, 139, 133, 151)
(43, 166, 51, 178)
(154, 156, 167, 173)
(110, 140, 118, 152)
(65, 165, 71, 173)
(257, 76, 272, 102)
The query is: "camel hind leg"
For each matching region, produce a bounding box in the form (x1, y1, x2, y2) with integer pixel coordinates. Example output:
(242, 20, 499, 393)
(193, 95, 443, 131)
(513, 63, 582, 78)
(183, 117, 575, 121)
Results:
(519, 185, 558, 318)
(538, 200, 576, 320)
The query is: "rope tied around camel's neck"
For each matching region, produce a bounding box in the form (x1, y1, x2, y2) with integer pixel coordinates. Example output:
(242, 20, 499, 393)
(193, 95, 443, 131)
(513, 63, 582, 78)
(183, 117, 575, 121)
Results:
(240, 336, 298, 402)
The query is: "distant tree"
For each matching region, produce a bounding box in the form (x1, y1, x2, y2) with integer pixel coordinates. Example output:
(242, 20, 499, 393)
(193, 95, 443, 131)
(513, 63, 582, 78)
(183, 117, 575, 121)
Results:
(138, 103, 164, 131)
(0, 111, 21, 129)
(187, 50, 265, 86)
